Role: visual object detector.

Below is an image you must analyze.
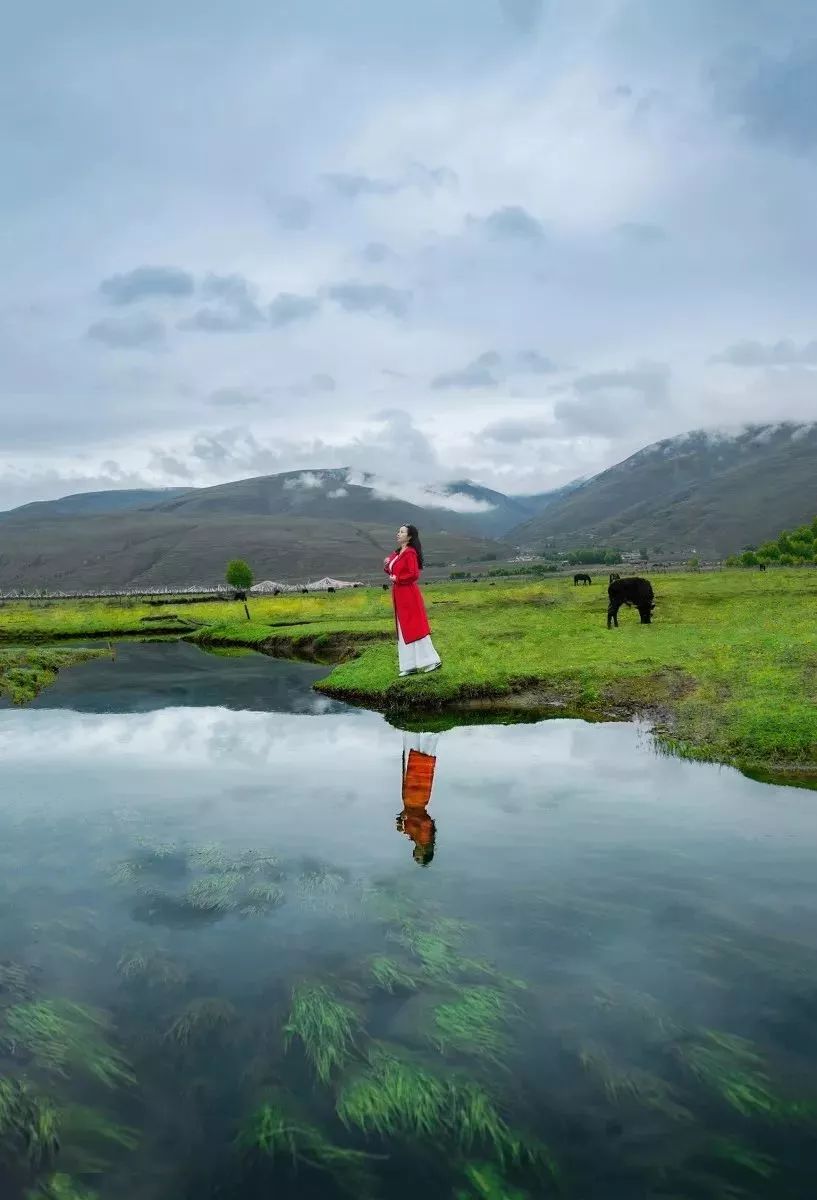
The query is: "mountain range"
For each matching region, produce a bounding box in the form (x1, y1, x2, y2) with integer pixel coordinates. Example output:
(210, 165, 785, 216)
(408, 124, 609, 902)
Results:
(0, 422, 814, 589)
(511, 422, 817, 558)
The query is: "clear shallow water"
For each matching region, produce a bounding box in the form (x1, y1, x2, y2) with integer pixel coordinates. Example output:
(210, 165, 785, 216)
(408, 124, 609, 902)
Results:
(2, 647, 817, 1198)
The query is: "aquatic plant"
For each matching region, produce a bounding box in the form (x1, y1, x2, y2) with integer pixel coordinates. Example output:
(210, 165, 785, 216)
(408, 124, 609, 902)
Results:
(0, 960, 34, 1004)
(60, 1103, 138, 1148)
(708, 1136, 777, 1179)
(579, 1044, 692, 1122)
(164, 998, 238, 1048)
(283, 984, 361, 1083)
(26, 1173, 97, 1200)
(188, 843, 234, 873)
(592, 982, 681, 1041)
(673, 1030, 779, 1117)
(240, 883, 285, 916)
(337, 1048, 551, 1172)
(337, 1048, 448, 1139)
(184, 873, 242, 912)
(369, 956, 418, 994)
(4, 1000, 134, 1089)
(449, 1079, 546, 1168)
(237, 1099, 382, 1195)
(116, 946, 189, 988)
(54, 1104, 138, 1176)
(455, 1161, 530, 1200)
(109, 843, 187, 885)
(432, 986, 514, 1062)
(395, 917, 471, 981)
(0, 1076, 60, 1169)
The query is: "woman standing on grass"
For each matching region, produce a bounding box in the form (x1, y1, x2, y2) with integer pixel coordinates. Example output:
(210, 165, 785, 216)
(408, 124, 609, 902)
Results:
(384, 525, 442, 677)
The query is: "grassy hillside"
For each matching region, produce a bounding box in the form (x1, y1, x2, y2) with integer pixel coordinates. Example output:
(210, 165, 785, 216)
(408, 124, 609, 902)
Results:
(3, 570, 815, 781)
(509, 422, 817, 558)
(0, 512, 499, 591)
(2, 487, 191, 519)
(1, 469, 535, 540)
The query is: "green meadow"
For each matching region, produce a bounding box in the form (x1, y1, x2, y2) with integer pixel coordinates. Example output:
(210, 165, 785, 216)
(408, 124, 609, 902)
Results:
(1, 570, 815, 781)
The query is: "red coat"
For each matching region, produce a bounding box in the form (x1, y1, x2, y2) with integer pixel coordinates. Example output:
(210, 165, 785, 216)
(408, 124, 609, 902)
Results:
(385, 547, 431, 643)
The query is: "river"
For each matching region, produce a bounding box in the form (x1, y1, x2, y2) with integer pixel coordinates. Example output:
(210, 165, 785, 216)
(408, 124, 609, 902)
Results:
(1, 642, 815, 1198)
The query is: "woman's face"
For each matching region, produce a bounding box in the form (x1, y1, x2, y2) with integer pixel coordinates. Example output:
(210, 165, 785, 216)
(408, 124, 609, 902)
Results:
(397, 525, 410, 546)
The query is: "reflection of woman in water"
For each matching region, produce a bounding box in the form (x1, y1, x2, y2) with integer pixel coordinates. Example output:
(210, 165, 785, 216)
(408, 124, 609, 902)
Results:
(397, 732, 438, 866)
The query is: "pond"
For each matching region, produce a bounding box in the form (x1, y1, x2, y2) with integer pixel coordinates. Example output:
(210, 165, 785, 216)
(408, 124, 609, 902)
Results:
(1, 643, 816, 1199)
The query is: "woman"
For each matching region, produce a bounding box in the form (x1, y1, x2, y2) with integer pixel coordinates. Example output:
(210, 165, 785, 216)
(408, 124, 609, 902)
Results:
(396, 731, 439, 867)
(384, 525, 442, 677)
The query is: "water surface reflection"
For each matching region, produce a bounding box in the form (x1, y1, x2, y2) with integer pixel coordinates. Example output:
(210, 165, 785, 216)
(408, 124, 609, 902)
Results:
(1, 651, 816, 1198)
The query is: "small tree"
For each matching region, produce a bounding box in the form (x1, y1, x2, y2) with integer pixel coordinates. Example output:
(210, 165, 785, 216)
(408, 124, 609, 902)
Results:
(226, 559, 253, 619)
(740, 550, 759, 568)
(686, 556, 700, 571)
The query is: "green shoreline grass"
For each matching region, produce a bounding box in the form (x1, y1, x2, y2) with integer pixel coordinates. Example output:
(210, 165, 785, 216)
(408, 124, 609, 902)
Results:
(1, 571, 815, 782)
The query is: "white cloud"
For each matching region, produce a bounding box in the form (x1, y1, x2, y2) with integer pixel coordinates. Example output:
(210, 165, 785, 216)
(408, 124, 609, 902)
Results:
(282, 471, 325, 491)
(3, 0, 817, 508)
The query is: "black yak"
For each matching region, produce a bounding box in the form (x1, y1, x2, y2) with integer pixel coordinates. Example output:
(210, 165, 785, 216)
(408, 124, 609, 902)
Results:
(759, 562, 767, 572)
(574, 572, 592, 586)
(607, 577, 655, 628)
(609, 571, 621, 583)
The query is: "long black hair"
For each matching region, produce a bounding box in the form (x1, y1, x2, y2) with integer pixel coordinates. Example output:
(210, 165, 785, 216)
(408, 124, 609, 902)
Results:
(402, 524, 424, 568)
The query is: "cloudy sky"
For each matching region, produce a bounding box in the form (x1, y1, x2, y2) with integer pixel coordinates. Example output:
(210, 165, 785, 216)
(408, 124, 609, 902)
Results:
(2, 0, 816, 510)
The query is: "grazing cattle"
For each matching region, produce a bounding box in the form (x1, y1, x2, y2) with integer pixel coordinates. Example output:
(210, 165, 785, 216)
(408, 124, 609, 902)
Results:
(327, 587, 336, 594)
(607, 577, 655, 628)
(574, 573, 592, 586)
(609, 571, 621, 584)
(302, 588, 309, 594)
(759, 563, 767, 572)
(273, 588, 281, 596)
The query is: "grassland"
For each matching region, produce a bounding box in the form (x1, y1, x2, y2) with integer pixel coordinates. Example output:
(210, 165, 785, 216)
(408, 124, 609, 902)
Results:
(0, 571, 815, 781)
(0, 645, 111, 704)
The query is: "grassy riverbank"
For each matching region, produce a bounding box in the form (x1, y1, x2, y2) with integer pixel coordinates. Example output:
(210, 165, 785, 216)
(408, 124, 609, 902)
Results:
(1, 571, 815, 779)
(0, 645, 111, 704)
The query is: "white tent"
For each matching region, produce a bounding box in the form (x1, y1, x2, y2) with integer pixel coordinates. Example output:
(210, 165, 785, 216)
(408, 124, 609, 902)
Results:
(306, 576, 361, 591)
(250, 580, 297, 593)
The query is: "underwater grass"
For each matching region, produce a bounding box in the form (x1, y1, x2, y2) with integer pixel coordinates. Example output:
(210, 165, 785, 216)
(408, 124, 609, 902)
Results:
(455, 1160, 531, 1199)
(26, 1175, 97, 1200)
(116, 946, 189, 988)
(240, 883, 286, 916)
(578, 1044, 692, 1123)
(3, 1000, 134, 1089)
(54, 1104, 139, 1177)
(0, 1076, 60, 1169)
(369, 956, 419, 994)
(337, 1047, 552, 1172)
(708, 1136, 777, 1180)
(432, 986, 515, 1063)
(0, 961, 35, 1004)
(673, 1030, 780, 1118)
(395, 917, 472, 982)
(237, 1098, 382, 1196)
(164, 998, 238, 1048)
(283, 984, 361, 1084)
(183, 872, 243, 913)
(336, 1048, 448, 1140)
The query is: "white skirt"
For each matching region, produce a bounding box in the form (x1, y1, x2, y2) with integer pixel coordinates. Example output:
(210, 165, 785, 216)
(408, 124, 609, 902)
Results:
(397, 626, 441, 676)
